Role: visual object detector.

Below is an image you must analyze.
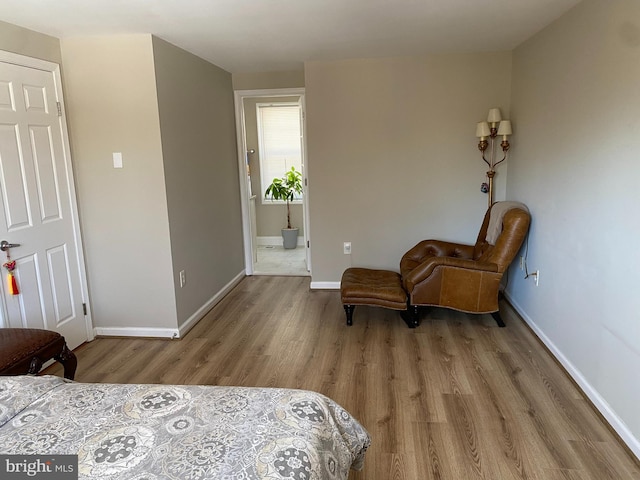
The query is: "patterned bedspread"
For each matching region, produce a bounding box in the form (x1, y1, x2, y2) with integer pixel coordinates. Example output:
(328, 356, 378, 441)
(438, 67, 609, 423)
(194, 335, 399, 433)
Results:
(0, 375, 370, 479)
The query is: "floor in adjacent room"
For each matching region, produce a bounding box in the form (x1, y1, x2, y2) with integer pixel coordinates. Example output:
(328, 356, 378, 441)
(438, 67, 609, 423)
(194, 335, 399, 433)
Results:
(253, 245, 308, 276)
(47, 276, 640, 480)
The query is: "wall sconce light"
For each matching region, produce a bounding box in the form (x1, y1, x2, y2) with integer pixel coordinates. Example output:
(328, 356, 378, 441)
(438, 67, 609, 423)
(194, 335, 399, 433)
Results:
(476, 107, 512, 207)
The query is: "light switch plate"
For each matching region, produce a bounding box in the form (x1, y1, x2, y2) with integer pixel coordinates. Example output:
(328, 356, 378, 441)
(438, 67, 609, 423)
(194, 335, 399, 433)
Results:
(113, 152, 123, 168)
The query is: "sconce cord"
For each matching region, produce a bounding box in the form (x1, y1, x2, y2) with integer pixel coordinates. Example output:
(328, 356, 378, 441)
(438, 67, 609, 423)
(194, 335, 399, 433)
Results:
(522, 230, 535, 279)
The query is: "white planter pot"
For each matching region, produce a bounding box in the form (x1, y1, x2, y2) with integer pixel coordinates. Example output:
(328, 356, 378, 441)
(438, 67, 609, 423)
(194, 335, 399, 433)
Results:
(281, 228, 299, 249)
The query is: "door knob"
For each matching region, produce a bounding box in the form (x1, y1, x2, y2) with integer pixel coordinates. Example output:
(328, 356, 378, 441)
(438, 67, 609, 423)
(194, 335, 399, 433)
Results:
(0, 240, 21, 252)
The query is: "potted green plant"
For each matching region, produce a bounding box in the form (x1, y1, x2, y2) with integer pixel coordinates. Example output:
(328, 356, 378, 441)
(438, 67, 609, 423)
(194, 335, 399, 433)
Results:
(265, 166, 303, 249)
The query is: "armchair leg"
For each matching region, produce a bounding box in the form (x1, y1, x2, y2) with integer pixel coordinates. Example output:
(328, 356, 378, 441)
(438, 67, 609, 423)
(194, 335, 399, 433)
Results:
(491, 311, 506, 328)
(344, 305, 355, 326)
(400, 304, 420, 328)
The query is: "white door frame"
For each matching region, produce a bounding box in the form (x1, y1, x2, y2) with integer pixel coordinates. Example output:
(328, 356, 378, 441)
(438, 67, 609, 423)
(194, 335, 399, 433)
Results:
(233, 88, 311, 275)
(0, 49, 94, 341)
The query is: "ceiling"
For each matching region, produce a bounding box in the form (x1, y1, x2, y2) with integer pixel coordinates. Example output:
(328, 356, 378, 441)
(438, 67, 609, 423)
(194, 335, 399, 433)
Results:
(2, 0, 582, 73)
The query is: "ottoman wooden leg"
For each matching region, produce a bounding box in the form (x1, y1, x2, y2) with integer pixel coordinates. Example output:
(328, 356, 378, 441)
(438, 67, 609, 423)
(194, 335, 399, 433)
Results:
(344, 305, 355, 326)
(55, 343, 78, 380)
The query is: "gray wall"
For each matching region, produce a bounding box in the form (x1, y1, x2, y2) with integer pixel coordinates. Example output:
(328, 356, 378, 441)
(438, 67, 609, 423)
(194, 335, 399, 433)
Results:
(507, 0, 640, 453)
(152, 37, 244, 328)
(232, 70, 305, 90)
(0, 20, 61, 64)
(305, 54, 512, 283)
(61, 35, 177, 331)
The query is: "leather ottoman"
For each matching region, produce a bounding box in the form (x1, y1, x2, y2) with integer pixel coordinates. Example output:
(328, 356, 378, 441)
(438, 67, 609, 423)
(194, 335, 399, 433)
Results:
(0, 328, 77, 380)
(341, 267, 417, 327)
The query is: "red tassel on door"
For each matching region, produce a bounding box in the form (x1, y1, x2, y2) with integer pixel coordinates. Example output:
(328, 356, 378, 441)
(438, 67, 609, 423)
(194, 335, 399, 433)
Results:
(7, 273, 18, 295)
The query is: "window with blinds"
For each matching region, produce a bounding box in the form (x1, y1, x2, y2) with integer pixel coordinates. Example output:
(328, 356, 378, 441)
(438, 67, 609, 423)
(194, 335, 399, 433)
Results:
(257, 103, 303, 202)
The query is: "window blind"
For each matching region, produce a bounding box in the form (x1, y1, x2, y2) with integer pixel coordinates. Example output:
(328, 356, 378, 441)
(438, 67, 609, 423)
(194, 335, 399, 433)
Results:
(257, 104, 303, 200)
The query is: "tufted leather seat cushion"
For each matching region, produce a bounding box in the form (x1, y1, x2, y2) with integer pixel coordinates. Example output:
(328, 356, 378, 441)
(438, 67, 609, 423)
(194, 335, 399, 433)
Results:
(341, 267, 407, 310)
(0, 328, 77, 379)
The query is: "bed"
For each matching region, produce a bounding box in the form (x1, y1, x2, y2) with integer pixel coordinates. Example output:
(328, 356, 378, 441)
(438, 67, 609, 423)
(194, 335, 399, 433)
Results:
(0, 375, 370, 479)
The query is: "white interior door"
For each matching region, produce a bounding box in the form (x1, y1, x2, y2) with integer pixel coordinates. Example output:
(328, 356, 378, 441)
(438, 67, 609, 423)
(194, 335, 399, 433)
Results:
(0, 54, 91, 349)
(297, 96, 311, 272)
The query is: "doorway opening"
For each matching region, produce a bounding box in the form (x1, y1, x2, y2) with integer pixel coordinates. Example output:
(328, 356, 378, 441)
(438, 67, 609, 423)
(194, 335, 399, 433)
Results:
(234, 88, 310, 276)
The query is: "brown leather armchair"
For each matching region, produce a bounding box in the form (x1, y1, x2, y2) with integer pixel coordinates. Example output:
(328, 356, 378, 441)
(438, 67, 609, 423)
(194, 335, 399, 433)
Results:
(400, 202, 530, 327)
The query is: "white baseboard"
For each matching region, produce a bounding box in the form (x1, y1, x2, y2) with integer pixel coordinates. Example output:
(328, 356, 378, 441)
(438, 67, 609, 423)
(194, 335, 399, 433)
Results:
(504, 292, 640, 459)
(94, 271, 246, 340)
(94, 326, 179, 339)
(178, 270, 245, 337)
(310, 281, 340, 290)
(257, 236, 304, 247)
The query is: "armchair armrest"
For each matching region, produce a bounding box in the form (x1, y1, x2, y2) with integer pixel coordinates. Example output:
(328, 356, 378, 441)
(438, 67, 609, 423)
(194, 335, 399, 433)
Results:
(400, 239, 475, 272)
(404, 256, 498, 290)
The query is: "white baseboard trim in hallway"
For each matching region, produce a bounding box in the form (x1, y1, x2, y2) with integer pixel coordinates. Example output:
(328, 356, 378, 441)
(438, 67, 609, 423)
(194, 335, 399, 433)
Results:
(310, 281, 340, 289)
(257, 236, 305, 247)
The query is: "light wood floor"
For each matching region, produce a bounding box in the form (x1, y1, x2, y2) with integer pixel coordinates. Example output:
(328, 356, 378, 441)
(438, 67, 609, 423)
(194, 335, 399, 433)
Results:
(47, 276, 639, 480)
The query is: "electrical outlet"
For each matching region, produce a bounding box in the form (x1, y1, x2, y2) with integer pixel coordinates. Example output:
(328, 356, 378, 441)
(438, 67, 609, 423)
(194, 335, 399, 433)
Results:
(534, 270, 539, 286)
(343, 242, 351, 255)
(179, 270, 186, 288)
(519, 256, 525, 270)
